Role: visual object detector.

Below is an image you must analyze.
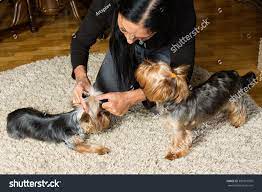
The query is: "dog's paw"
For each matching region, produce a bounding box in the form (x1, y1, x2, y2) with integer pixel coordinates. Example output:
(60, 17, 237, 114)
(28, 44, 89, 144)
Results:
(97, 147, 110, 155)
(165, 149, 189, 160)
(73, 143, 110, 155)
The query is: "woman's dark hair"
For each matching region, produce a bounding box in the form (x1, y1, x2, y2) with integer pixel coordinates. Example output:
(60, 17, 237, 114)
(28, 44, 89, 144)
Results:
(109, 0, 173, 89)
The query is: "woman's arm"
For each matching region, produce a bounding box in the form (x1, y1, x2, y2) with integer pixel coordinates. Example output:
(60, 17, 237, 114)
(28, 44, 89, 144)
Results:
(126, 89, 147, 106)
(71, 0, 114, 79)
(71, 0, 115, 111)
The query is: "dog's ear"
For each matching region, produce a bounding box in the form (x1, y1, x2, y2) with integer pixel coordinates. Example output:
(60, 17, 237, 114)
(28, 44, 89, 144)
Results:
(79, 113, 91, 132)
(172, 65, 190, 77)
(97, 112, 111, 130)
(170, 65, 190, 103)
(135, 63, 149, 88)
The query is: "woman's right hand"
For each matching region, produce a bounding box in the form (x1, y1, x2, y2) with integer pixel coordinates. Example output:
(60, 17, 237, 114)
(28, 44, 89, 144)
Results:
(72, 65, 91, 113)
(73, 77, 91, 112)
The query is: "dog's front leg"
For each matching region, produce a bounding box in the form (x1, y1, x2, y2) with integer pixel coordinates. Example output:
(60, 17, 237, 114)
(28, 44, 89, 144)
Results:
(64, 136, 110, 155)
(164, 118, 192, 160)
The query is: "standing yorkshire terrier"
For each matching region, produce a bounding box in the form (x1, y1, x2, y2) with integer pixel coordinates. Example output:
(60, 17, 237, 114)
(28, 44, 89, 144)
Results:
(7, 87, 111, 155)
(135, 60, 256, 160)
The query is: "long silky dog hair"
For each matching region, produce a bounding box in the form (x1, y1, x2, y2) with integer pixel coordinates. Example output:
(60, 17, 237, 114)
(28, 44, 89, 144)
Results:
(6, 87, 111, 155)
(135, 60, 257, 160)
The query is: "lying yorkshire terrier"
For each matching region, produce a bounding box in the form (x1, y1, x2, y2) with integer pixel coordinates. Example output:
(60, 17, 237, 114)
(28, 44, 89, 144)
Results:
(6, 87, 111, 155)
(135, 60, 256, 160)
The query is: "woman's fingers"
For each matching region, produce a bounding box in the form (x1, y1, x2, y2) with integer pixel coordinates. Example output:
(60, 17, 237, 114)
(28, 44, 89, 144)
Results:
(102, 102, 117, 114)
(72, 82, 89, 112)
(72, 75, 92, 112)
(75, 89, 88, 112)
(72, 93, 79, 104)
(96, 93, 113, 101)
(98, 92, 132, 116)
(80, 98, 89, 113)
(73, 92, 88, 112)
(101, 102, 113, 110)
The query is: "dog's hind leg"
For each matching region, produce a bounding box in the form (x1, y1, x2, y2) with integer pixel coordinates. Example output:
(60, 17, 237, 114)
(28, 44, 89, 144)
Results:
(226, 98, 247, 128)
(65, 136, 110, 155)
(7, 130, 26, 140)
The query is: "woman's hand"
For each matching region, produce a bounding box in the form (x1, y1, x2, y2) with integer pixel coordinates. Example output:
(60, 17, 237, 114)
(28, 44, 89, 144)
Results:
(73, 66, 91, 112)
(96, 89, 146, 116)
(96, 92, 132, 116)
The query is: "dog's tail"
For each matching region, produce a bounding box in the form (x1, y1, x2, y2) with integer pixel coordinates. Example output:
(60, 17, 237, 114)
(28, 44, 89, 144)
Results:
(240, 72, 257, 90)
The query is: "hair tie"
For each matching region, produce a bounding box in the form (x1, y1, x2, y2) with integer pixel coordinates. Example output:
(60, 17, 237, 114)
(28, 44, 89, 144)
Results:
(170, 73, 177, 79)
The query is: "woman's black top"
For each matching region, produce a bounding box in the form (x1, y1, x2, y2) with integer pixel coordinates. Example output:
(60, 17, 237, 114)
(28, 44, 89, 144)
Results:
(71, 0, 196, 78)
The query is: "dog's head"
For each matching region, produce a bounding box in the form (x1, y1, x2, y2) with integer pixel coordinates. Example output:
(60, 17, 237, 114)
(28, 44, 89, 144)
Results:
(135, 60, 190, 103)
(74, 87, 110, 134)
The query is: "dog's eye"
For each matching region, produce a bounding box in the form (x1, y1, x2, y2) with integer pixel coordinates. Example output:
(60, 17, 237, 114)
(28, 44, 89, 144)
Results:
(82, 92, 90, 99)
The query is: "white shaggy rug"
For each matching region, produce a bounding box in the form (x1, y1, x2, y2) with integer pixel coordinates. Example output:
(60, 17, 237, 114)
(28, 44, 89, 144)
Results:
(0, 53, 262, 174)
(258, 38, 262, 70)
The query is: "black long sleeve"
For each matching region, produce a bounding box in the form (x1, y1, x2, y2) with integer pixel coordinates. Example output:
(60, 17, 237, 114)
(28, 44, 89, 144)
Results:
(70, 0, 114, 78)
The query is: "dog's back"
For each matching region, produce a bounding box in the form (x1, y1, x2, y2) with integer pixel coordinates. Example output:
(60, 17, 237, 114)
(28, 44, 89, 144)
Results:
(7, 108, 77, 142)
(168, 71, 257, 126)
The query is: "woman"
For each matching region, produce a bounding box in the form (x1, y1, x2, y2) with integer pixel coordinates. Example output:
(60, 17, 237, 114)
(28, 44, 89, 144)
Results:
(71, 0, 196, 116)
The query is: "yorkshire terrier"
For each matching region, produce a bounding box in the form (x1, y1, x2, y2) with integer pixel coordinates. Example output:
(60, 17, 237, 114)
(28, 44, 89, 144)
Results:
(135, 60, 257, 160)
(6, 87, 111, 155)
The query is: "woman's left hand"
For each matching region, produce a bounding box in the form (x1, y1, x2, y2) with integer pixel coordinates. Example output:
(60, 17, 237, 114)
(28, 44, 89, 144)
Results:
(96, 92, 133, 116)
